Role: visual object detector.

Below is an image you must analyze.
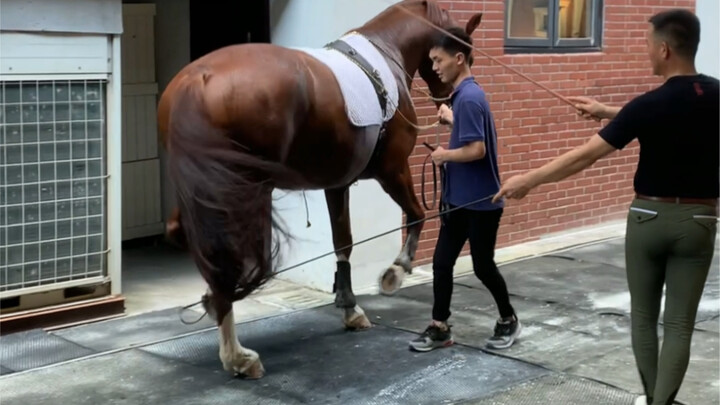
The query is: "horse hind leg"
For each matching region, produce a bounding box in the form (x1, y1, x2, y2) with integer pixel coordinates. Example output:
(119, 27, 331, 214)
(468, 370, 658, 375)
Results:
(376, 162, 424, 295)
(204, 288, 265, 379)
(201, 212, 271, 379)
(213, 191, 272, 378)
(324, 187, 372, 330)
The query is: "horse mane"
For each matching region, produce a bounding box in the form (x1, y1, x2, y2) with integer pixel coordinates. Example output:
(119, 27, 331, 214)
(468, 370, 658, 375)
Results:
(382, 0, 448, 28)
(356, 0, 450, 53)
(421, 0, 447, 27)
(379, 0, 445, 24)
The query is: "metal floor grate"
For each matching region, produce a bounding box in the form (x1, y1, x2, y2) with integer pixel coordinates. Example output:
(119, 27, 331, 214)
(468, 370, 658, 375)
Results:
(254, 289, 333, 310)
(0, 329, 95, 373)
(465, 373, 637, 405)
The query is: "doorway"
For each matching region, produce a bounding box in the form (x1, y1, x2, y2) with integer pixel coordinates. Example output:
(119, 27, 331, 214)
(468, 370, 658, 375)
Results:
(189, 0, 271, 61)
(121, 0, 272, 316)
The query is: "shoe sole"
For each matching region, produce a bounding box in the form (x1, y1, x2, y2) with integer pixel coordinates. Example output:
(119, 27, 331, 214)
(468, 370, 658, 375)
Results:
(409, 339, 454, 352)
(633, 396, 647, 405)
(485, 321, 522, 350)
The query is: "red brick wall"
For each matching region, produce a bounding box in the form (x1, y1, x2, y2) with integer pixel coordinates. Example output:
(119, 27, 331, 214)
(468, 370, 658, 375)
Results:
(408, 0, 696, 264)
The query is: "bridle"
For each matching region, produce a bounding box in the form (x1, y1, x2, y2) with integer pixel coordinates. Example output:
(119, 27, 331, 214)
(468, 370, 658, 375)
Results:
(393, 3, 579, 109)
(354, 4, 587, 213)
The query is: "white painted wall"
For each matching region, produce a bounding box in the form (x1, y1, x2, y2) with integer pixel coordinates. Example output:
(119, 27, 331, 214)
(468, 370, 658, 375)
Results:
(696, 0, 719, 79)
(152, 0, 191, 222)
(269, 0, 402, 294)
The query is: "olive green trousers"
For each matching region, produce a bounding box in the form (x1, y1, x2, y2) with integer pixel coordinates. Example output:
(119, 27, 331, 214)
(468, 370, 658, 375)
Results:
(625, 198, 717, 405)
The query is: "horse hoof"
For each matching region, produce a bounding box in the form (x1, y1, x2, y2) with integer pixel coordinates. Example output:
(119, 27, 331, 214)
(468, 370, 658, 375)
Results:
(379, 264, 405, 296)
(344, 313, 373, 330)
(240, 359, 265, 380)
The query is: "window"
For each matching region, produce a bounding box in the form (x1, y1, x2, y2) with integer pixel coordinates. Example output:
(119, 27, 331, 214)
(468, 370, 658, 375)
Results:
(505, 0, 603, 52)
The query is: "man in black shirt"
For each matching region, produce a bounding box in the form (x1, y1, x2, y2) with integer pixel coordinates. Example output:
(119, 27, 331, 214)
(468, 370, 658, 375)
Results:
(493, 9, 718, 405)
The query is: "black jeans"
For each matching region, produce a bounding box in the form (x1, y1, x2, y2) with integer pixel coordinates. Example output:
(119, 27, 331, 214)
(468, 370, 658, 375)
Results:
(432, 205, 515, 322)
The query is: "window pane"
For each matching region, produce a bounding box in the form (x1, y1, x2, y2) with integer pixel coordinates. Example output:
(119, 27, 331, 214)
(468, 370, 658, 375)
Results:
(558, 0, 592, 39)
(507, 0, 552, 39)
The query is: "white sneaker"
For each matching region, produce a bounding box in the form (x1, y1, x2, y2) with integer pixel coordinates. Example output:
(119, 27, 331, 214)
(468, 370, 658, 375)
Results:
(634, 395, 647, 405)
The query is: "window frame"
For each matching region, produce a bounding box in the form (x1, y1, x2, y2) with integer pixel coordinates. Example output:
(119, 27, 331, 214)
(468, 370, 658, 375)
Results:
(504, 0, 604, 54)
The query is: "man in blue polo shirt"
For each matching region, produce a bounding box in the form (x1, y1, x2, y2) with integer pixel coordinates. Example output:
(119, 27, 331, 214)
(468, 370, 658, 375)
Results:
(409, 27, 521, 352)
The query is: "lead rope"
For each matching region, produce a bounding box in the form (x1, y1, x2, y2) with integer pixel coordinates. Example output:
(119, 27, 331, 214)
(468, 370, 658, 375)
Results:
(420, 123, 446, 211)
(178, 190, 497, 324)
(392, 3, 579, 109)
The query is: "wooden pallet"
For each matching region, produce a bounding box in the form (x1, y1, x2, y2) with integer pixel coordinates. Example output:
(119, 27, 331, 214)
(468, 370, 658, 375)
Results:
(0, 282, 125, 334)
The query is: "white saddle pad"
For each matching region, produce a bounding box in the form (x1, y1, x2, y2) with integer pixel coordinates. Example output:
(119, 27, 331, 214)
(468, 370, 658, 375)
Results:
(293, 33, 399, 128)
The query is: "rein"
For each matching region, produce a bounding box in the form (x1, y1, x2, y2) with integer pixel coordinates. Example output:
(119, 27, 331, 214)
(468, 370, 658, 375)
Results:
(362, 1, 584, 132)
(420, 129, 446, 211)
(363, 35, 451, 104)
(375, 2, 587, 214)
(393, 2, 579, 109)
(179, 189, 497, 324)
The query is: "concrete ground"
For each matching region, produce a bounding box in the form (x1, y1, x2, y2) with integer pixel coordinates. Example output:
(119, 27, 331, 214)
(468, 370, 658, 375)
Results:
(1, 221, 718, 404)
(119, 220, 629, 322)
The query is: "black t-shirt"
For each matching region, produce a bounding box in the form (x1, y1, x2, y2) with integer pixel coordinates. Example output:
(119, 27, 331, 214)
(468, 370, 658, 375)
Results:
(599, 74, 719, 199)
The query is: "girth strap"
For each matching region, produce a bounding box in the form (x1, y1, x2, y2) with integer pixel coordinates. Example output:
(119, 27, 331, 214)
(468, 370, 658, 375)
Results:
(325, 39, 388, 118)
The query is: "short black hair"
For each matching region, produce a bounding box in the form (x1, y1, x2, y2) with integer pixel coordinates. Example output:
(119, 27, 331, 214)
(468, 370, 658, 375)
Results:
(648, 8, 701, 59)
(431, 26, 474, 66)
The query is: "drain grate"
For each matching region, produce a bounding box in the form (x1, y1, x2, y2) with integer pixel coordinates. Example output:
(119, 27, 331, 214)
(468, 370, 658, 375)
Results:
(254, 290, 332, 310)
(0, 329, 95, 373)
(404, 269, 434, 286)
(53, 306, 216, 352)
(465, 373, 636, 405)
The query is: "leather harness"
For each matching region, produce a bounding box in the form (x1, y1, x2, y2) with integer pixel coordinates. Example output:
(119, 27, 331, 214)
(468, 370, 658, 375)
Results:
(324, 39, 389, 118)
(324, 39, 392, 180)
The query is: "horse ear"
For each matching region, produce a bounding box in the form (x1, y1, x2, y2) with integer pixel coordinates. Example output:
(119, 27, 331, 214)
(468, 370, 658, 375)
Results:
(465, 13, 483, 35)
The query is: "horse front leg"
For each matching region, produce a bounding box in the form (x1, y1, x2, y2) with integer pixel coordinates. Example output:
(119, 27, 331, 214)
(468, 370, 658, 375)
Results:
(204, 289, 265, 379)
(324, 187, 372, 330)
(376, 162, 425, 295)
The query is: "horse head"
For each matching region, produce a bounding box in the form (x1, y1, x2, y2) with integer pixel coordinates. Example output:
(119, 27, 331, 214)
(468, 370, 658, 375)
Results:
(360, 0, 483, 105)
(419, 10, 484, 104)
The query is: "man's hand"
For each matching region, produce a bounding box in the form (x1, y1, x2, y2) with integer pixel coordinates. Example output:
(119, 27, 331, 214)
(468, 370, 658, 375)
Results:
(431, 146, 448, 165)
(438, 104, 453, 126)
(568, 96, 606, 121)
(492, 174, 534, 203)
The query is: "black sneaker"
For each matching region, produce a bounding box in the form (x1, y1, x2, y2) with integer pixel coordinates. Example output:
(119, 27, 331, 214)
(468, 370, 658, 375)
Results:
(409, 324, 454, 352)
(485, 316, 521, 350)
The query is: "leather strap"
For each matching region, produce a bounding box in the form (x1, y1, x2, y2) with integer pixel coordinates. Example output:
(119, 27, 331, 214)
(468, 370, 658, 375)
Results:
(636, 193, 718, 207)
(325, 39, 388, 117)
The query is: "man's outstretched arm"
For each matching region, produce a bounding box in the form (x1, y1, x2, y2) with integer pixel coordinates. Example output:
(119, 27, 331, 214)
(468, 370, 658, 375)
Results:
(493, 134, 617, 202)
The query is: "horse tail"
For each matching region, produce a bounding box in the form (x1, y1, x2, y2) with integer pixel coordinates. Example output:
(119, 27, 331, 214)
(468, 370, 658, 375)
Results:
(164, 77, 300, 302)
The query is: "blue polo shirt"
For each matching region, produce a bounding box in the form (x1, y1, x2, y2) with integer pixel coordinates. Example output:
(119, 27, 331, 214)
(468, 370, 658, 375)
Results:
(443, 77, 504, 211)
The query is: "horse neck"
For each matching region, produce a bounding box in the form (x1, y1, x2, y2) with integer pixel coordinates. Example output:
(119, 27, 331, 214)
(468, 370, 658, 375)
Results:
(358, 20, 433, 87)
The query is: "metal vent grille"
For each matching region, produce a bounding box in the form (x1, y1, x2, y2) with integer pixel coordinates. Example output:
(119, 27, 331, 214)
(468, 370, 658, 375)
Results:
(1, 80, 108, 293)
(467, 373, 636, 405)
(254, 290, 333, 310)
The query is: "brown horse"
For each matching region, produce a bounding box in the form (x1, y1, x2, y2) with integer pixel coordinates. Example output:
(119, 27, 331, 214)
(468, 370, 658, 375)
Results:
(158, 0, 483, 378)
